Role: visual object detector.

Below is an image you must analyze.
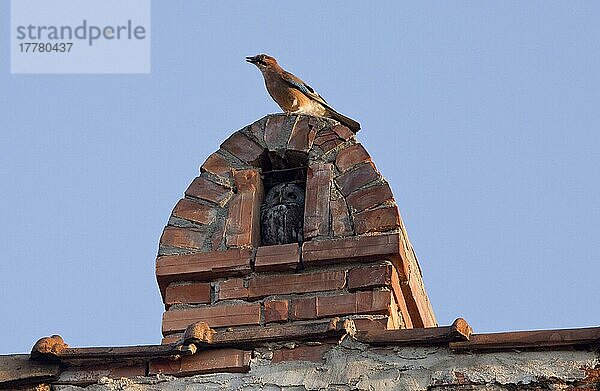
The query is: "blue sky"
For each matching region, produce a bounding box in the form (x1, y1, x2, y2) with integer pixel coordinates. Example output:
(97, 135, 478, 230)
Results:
(1, 2, 599, 353)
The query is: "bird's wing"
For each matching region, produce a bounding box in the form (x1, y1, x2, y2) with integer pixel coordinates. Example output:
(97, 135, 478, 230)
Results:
(281, 70, 359, 130)
(281, 71, 329, 106)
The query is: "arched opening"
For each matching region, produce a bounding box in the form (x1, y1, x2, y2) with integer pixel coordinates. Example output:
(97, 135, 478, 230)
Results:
(260, 151, 308, 246)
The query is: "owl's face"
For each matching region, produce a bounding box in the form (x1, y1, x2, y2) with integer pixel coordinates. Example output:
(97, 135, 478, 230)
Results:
(263, 183, 305, 207)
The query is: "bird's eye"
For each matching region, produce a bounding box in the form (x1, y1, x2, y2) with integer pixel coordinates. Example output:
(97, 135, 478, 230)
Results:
(288, 193, 297, 199)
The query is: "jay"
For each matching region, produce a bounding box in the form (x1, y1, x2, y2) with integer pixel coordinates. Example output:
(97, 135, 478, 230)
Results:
(246, 54, 360, 132)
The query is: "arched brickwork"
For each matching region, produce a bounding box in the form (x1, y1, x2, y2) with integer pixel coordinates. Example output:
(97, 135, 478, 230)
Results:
(159, 115, 401, 254)
(156, 114, 436, 343)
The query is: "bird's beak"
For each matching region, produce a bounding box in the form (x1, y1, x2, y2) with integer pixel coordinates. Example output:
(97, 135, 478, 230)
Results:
(246, 56, 259, 64)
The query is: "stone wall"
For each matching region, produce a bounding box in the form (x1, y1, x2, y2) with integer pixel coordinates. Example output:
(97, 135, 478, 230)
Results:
(48, 340, 600, 391)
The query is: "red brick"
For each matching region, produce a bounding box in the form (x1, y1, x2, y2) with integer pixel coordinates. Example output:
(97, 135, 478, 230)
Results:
(304, 162, 333, 239)
(390, 263, 413, 328)
(313, 129, 340, 145)
(314, 129, 344, 153)
(161, 334, 182, 344)
(160, 226, 207, 250)
(583, 368, 600, 385)
(218, 278, 247, 300)
(288, 116, 318, 152)
(387, 294, 402, 329)
(353, 317, 389, 332)
(264, 115, 290, 150)
(291, 290, 392, 320)
(335, 161, 379, 196)
(186, 319, 342, 345)
(254, 243, 300, 272)
(234, 169, 261, 192)
(348, 263, 393, 290)
(172, 198, 217, 226)
(392, 228, 437, 328)
(185, 176, 233, 206)
(162, 302, 261, 334)
(226, 169, 263, 247)
(318, 290, 391, 317)
(324, 140, 344, 153)
(251, 270, 346, 298)
(149, 348, 251, 376)
(301, 233, 400, 266)
(272, 344, 331, 363)
(264, 299, 289, 323)
(201, 152, 234, 178)
(291, 297, 317, 320)
(220, 131, 264, 165)
(353, 205, 400, 234)
(346, 183, 394, 213)
(58, 364, 145, 385)
(330, 196, 354, 237)
(332, 124, 354, 140)
(400, 270, 437, 328)
(156, 248, 253, 299)
(302, 232, 410, 281)
(165, 282, 211, 307)
(219, 270, 346, 300)
(335, 143, 371, 172)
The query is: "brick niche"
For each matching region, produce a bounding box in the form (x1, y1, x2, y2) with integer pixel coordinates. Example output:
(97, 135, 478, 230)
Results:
(156, 114, 436, 343)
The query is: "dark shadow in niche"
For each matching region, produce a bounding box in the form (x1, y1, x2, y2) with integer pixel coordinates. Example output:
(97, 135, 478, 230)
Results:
(260, 151, 307, 246)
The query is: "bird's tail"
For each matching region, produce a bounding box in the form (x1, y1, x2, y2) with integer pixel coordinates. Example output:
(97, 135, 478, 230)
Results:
(326, 108, 361, 133)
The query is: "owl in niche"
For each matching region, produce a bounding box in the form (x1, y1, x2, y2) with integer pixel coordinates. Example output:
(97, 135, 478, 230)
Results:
(261, 182, 305, 245)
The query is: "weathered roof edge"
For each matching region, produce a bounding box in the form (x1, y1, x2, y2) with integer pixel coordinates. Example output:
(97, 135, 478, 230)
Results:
(2, 320, 600, 389)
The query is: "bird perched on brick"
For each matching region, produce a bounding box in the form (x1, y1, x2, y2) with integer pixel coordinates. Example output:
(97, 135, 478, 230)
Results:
(246, 54, 361, 132)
